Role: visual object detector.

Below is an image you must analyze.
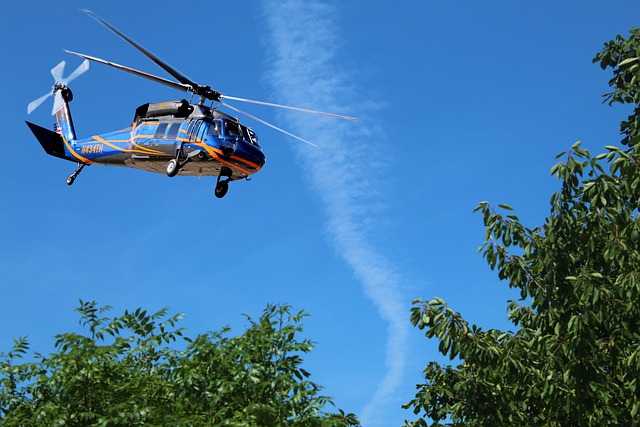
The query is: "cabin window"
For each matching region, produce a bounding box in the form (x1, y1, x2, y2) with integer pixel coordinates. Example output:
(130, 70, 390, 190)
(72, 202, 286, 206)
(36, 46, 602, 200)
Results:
(165, 123, 180, 139)
(154, 123, 168, 139)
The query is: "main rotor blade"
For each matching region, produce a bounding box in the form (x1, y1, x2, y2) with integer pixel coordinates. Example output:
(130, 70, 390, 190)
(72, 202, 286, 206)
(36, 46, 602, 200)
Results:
(220, 101, 318, 147)
(221, 95, 358, 121)
(82, 10, 197, 88)
(65, 50, 191, 93)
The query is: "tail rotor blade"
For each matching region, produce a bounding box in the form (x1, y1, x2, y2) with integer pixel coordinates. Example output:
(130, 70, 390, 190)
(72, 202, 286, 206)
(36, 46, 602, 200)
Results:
(28, 59, 89, 115)
(221, 101, 318, 147)
(221, 95, 358, 121)
(50, 61, 66, 82)
(27, 91, 53, 115)
(52, 91, 64, 115)
(63, 59, 90, 84)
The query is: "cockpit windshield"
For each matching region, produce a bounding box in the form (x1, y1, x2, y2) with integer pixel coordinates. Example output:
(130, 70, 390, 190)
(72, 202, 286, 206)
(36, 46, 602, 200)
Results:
(245, 128, 259, 146)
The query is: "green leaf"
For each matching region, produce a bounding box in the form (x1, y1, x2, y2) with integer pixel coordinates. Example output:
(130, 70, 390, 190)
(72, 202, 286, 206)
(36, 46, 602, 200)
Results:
(619, 57, 640, 67)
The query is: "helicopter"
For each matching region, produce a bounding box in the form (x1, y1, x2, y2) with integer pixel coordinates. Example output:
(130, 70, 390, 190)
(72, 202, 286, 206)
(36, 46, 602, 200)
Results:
(25, 11, 356, 198)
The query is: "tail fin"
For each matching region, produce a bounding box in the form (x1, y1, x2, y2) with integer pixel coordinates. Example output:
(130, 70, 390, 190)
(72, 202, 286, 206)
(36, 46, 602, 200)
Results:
(25, 121, 74, 161)
(27, 60, 88, 145)
(55, 86, 76, 142)
(54, 86, 78, 143)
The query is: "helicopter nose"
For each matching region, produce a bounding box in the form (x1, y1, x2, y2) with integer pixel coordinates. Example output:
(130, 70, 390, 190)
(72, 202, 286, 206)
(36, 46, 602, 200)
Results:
(219, 139, 237, 156)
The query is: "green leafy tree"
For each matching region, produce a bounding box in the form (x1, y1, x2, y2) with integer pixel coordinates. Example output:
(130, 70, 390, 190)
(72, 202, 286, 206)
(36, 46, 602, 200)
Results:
(0, 301, 359, 427)
(404, 28, 640, 426)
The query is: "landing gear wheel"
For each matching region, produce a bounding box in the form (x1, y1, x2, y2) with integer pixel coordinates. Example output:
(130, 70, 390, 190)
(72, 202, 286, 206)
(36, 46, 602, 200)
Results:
(214, 181, 229, 198)
(166, 159, 179, 177)
(66, 163, 86, 186)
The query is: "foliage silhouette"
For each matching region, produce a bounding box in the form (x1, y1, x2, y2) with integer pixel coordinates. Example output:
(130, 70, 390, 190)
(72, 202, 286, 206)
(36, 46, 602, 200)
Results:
(0, 301, 359, 427)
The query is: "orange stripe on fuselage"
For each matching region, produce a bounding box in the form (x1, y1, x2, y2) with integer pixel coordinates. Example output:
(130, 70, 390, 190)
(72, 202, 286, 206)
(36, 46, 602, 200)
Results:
(176, 136, 262, 176)
(62, 136, 94, 164)
(101, 127, 261, 176)
(92, 135, 166, 156)
(130, 133, 174, 156)
(189, 141, 252, 176)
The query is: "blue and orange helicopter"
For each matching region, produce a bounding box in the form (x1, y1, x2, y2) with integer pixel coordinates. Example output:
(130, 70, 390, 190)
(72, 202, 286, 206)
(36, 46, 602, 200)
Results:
(26, 11, 356, 198)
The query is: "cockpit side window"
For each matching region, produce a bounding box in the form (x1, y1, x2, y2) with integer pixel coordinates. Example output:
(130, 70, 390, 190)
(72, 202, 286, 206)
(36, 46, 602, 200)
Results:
(223, 119, 242, 138)
(207, 120, 220, 137)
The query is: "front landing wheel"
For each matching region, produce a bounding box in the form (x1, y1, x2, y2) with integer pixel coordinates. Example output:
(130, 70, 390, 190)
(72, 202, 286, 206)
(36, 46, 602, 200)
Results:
(214, 181, 229, 198)
(166, 159, 179, 177)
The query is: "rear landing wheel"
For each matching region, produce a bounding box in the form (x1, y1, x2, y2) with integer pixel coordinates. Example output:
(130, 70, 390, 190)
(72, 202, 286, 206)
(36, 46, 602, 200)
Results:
(214, 181, 229, 198)
(166, 159, 179, 177)
(66, 163, 86, 186)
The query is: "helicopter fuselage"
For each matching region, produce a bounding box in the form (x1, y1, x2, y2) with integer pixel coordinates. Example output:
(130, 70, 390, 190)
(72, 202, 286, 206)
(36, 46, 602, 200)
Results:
(67, 100, 266, 180)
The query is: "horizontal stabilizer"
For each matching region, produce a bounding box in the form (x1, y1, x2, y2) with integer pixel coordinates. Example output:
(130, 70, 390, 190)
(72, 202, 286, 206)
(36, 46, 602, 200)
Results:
(25, 121, 71, 161)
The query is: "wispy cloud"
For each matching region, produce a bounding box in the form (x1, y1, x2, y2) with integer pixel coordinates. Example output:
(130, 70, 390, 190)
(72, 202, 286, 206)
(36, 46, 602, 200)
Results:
(261, 1, 409, 423)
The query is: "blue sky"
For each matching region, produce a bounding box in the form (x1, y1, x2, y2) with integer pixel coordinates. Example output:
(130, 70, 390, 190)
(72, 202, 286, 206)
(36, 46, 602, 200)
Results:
(2, 1, 639, 425)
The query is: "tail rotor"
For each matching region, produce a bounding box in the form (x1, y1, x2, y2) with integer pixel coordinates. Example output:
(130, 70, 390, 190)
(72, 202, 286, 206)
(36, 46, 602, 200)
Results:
(27, 60, 89, 115)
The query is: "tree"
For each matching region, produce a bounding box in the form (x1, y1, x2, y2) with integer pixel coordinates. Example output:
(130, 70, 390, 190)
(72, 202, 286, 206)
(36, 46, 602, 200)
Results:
(404, 28, 640, 426)
(0, 301, 359, 427)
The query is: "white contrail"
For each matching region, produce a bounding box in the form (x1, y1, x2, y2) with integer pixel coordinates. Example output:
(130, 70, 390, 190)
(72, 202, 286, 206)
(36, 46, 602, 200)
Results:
(261, 1, 409, 424)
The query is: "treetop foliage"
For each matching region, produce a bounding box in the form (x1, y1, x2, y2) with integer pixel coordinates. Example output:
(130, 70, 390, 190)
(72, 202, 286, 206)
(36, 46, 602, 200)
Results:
(404, 27, 640, 426)
(0, 301, 359, 427)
